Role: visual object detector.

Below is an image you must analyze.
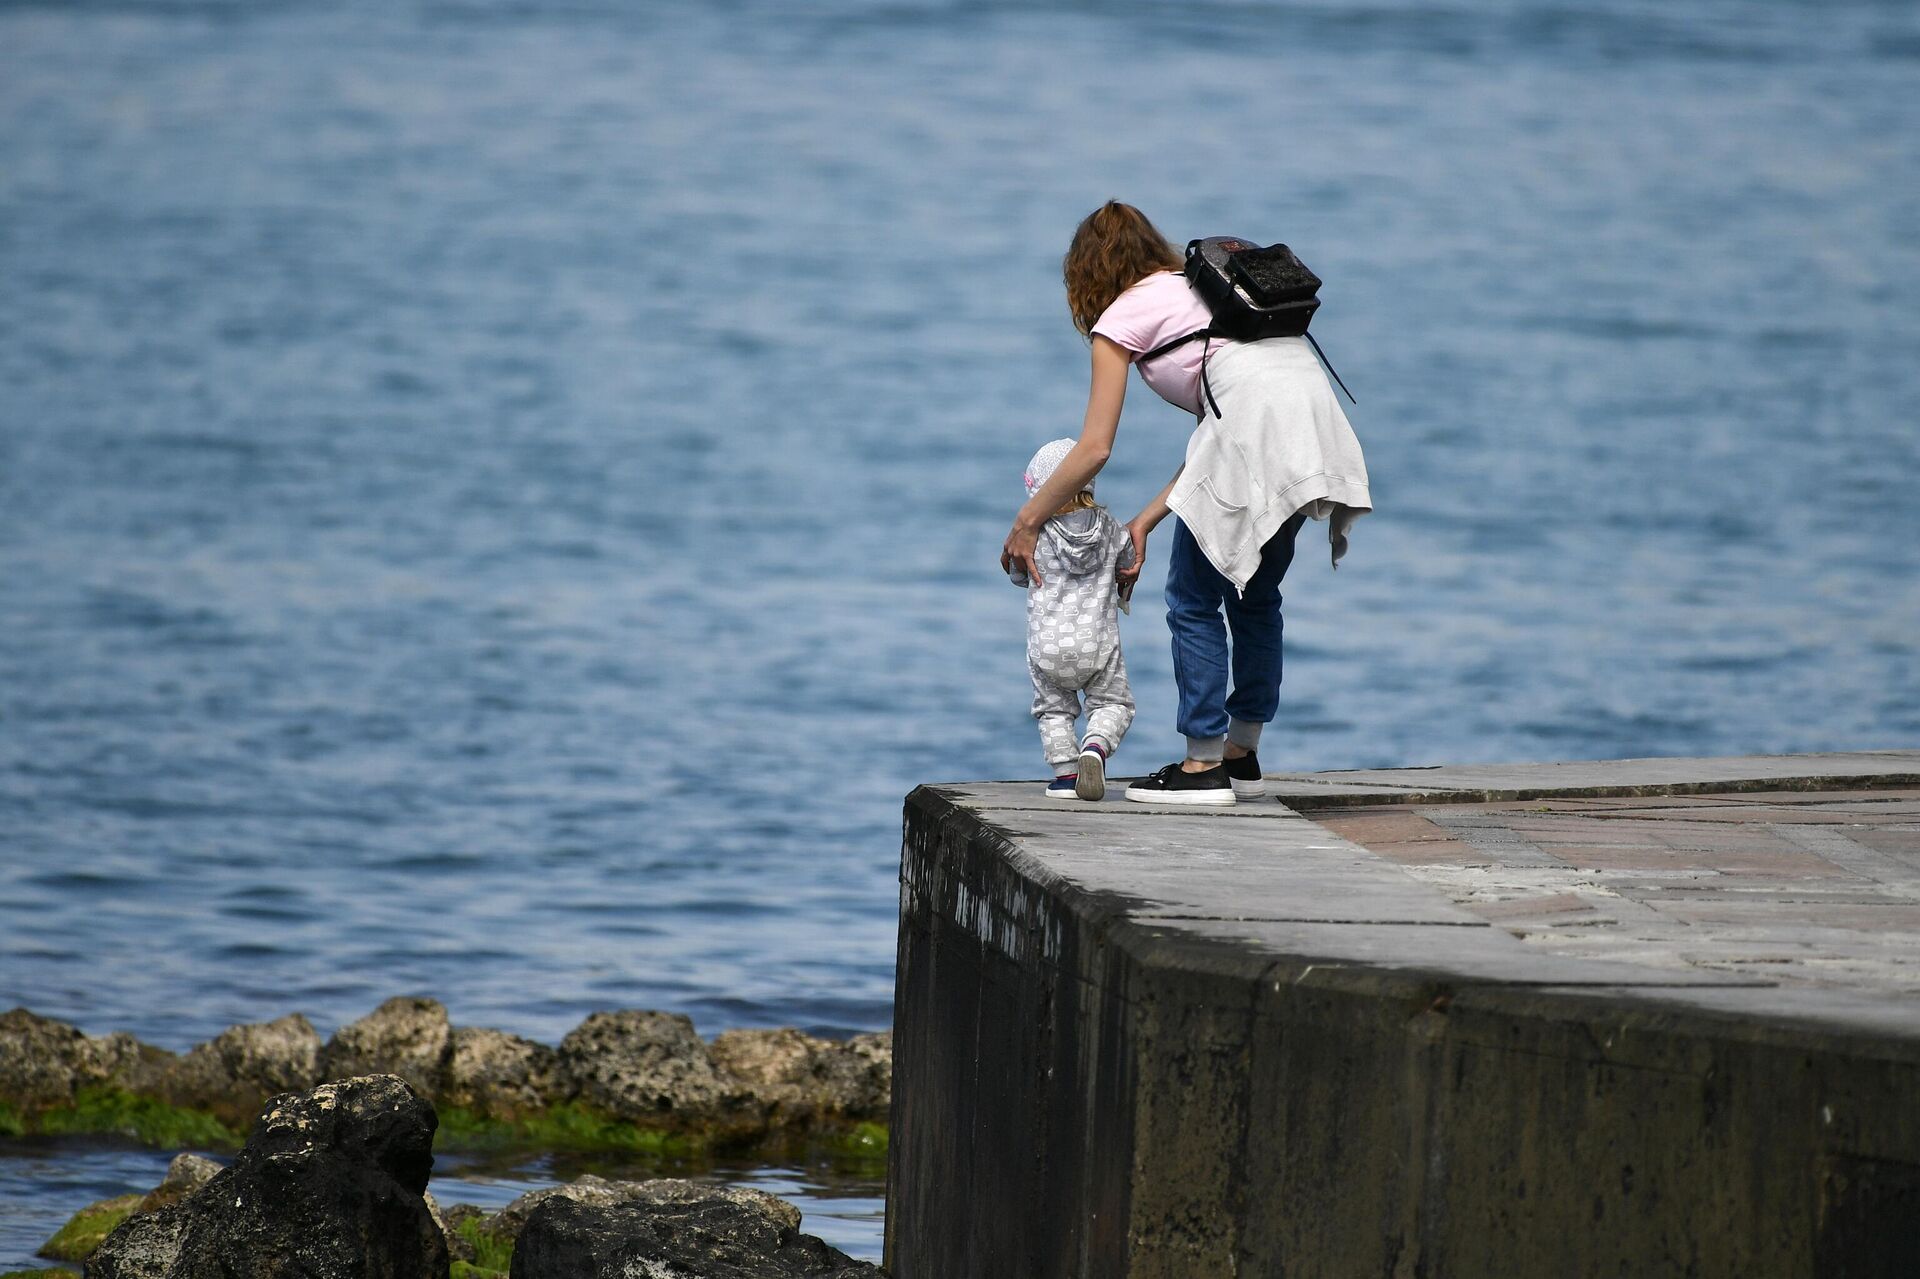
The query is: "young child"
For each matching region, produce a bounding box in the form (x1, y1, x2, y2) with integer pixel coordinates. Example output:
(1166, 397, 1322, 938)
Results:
(1008, 439, 1136, 800)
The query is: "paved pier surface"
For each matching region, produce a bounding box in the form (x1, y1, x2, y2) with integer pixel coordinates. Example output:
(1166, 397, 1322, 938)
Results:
(887, 751, 1920, 1278)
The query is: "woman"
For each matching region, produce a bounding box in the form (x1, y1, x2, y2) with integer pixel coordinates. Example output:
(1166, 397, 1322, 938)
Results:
(1001, 201, 1371, 806)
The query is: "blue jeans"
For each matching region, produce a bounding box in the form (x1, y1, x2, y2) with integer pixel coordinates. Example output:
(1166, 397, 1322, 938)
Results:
(1164, 514, 1303, 761)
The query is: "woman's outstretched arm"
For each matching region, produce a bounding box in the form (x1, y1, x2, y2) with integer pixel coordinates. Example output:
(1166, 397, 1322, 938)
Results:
(1001, 335, 1131, 585)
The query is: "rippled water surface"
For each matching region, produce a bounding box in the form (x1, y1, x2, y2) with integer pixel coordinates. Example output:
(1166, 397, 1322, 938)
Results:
(4, 0, 1919, 1261)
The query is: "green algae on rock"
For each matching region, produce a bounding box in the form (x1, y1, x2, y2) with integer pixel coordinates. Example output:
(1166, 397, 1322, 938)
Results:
(17, 1089, 885, 1173)
(0, 1000, 891, 1164)
(835, 1120, 888, 1158)
(34, 1153, 223, 1266)
(36, 1191, 142, 1261)
(452, 1214, 516, 1271)
(32, 1087, 242, 1150)
(450, 1264, 508, 1279)
(435, 1102, 699, 1157)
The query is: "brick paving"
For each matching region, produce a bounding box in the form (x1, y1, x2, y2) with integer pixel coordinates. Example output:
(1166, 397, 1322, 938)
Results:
(1312, 788, 1920, 994)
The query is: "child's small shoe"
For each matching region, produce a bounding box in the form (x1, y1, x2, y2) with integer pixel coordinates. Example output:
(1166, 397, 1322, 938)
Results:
(1046, 774, 1080, 800)
(1074, 742, 1108, 801)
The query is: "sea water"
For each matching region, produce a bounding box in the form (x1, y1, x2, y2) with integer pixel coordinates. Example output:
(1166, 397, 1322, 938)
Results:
(3, 0, 1917, 1261)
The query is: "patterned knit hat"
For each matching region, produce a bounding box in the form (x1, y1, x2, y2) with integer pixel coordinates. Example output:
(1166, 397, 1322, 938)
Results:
(1023, 438, 1092, 498)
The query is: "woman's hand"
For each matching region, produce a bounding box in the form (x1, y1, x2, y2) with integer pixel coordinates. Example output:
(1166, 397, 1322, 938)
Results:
(1118, 516, 1150, 588)
(1001, 517, 1043, 586)
(1120, 466, 1181, 592)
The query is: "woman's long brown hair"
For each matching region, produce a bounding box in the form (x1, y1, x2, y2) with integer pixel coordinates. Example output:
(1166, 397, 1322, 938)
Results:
(1062, 201, 1183, 336)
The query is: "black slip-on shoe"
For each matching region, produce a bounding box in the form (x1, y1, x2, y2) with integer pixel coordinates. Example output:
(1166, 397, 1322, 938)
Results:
(1224, 751, 1265, 799)
(1045, 775, 1080, 800)
(1125, 762, 1237, 806)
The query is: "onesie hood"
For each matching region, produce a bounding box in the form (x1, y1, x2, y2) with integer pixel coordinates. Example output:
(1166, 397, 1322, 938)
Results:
(1044, 507, 1109, 576)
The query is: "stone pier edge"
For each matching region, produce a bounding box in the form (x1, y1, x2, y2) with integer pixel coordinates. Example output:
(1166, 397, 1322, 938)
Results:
(886, 752, 1920, 1276)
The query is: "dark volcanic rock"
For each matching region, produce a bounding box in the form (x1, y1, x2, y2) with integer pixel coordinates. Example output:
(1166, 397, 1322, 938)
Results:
(557, 1011, 736, 1122)
(87, 1074, 447, 1279)
(82, 1209, 190, 1276)
(156, 1015, 325, 1127)
(321, 997, 453, 1098)
(444, 1025, 559, 1119)
(486, 1174, 801, 1242)
(510, 1191, 884, 1279)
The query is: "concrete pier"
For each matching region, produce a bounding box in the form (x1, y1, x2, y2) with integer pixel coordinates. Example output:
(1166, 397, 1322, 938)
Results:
(885, 751, 1920, 1278)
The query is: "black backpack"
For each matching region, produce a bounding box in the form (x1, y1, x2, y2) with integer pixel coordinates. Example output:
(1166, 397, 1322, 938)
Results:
(1140, 236, 1355, 417)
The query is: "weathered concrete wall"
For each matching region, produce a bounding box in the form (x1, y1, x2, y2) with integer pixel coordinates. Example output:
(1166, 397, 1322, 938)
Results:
(886, 756, 1920, 1278)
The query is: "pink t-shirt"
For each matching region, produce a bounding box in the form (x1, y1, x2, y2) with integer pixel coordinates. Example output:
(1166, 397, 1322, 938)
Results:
(1090, 271, 1229, 416)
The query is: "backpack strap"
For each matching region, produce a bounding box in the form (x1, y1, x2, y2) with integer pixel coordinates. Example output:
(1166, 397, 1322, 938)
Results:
(1139, 328, 1212, 363)
(1304, 332, 1357, 406)
(1139, 328, 1224, 420)
(1139, 327, 1355, 417)
(1198, 335, 1221, 420)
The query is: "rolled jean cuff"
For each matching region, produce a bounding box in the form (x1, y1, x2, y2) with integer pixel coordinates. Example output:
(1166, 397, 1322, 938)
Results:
(1227, 719, 1264, 751)
(1185, 734, 1226, 763)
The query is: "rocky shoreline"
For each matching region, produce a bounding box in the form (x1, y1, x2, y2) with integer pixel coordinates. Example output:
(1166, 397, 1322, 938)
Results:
(1, 998, 891, 1158)
(24, 1074, 884, 1277)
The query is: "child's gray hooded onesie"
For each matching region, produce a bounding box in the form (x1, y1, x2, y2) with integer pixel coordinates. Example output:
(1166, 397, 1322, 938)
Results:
(1010, 506, 1136, 768)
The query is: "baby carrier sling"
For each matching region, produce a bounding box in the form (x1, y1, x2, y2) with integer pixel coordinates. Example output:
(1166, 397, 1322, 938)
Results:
(1139, 237, 1357, 419)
